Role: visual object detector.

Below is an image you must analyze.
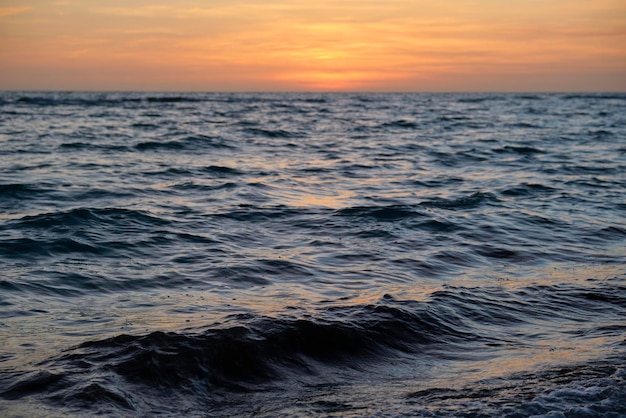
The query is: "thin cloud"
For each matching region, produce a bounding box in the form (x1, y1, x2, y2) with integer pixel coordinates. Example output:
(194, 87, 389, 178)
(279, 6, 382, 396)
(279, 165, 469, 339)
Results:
(0, 7, 31, 17)
(92, 5, 175, 18)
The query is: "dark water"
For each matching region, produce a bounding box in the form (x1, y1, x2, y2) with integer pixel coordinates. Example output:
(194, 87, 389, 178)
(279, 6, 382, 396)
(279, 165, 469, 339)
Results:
(1, 92, 625, 417)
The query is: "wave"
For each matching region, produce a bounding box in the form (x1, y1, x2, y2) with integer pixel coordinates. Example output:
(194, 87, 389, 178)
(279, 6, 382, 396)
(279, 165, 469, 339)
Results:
(419, 191, 498, 210)
(11, 95, 206, 107)
(7, 92, 335, 109)
(427, 150, 491, 167)
(514, 94, 546, 100)
(505, 122, 544, 129)
(336, 205, 425, 221)
(456, 95, 510, 103)
(544, 164, 622, 176)
(561, 93, 626, 100)
(379, 120, 419, 129)
(0, 207, 241, 268)
(2, 282, 624, 414)
(134, 135, 235, 151)
(405, 357, 626, 417)
(0, 294, 490, 403)
(171, 181, 238, 192)
(590, 129, 614, 138)
(500, 182, 557, 197)
(213, 205, 316, 222)
(140, 166, 243, 179)
(411, 176, 465, 188)
(200, 165, 244, 176)
(244, 128, 300, 139)
(6, 207, 170, 230)
(335, 193, 497, 220)
(0, 183, 54, 200)
(0, 236, 109, 260)
(493, 145, 545, 155)
(0, 207, 174, 261)
(144, 96, 203, 103)
(59, 142, 130, 152)
(7, 93, 625, 110)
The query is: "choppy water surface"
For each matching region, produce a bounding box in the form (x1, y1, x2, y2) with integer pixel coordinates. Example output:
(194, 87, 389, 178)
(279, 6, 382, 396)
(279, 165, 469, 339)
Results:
(1, 92, 625, 417)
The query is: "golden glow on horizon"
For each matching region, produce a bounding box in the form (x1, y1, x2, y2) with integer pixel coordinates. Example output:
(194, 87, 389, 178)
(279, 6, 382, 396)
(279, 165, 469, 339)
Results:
(0, 0, 625, 91)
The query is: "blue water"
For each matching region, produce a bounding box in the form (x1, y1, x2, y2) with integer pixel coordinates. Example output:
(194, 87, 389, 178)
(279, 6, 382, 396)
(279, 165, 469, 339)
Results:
(1, 92, 625, 417)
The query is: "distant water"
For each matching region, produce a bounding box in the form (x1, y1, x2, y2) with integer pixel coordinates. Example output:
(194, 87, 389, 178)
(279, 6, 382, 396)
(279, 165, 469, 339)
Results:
(1, 92, 625, 417)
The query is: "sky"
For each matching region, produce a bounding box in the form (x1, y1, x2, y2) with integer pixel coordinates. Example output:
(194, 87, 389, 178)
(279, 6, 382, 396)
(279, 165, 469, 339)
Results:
(1, 0, 625, 92)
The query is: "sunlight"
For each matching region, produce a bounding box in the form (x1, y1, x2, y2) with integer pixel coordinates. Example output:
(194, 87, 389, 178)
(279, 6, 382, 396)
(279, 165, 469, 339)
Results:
(279, 70, 377, 91)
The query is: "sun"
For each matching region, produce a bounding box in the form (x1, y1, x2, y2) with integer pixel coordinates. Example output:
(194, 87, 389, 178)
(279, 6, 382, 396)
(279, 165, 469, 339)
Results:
(285, 70, 372, 91)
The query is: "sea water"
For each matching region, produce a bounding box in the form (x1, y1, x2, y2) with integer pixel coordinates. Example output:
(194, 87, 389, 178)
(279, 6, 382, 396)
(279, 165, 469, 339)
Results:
(0, 92, 625, 417)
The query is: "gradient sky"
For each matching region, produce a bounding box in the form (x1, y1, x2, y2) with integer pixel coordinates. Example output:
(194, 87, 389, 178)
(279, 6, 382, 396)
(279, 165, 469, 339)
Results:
(1, 0, 625, 91)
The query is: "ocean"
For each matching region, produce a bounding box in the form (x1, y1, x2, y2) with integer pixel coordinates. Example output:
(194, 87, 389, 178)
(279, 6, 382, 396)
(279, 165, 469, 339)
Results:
(0, 92, 624, 417)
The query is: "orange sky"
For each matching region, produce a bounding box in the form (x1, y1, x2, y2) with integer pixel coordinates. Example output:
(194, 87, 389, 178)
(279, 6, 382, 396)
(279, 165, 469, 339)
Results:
(1, 0, 625, 91)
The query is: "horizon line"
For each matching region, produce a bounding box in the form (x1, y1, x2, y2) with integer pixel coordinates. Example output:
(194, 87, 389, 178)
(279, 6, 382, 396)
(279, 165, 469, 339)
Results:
(2, 89, 625, 95)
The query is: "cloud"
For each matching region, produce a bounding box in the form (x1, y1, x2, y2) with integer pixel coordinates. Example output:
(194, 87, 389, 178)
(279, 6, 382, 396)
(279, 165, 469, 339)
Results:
(0, 7, 30, 17)
(92, 5, 175, 18)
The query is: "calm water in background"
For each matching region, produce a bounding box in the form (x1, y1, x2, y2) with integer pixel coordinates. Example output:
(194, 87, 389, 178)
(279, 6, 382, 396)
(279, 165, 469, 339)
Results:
(0, 92, 625, 417)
